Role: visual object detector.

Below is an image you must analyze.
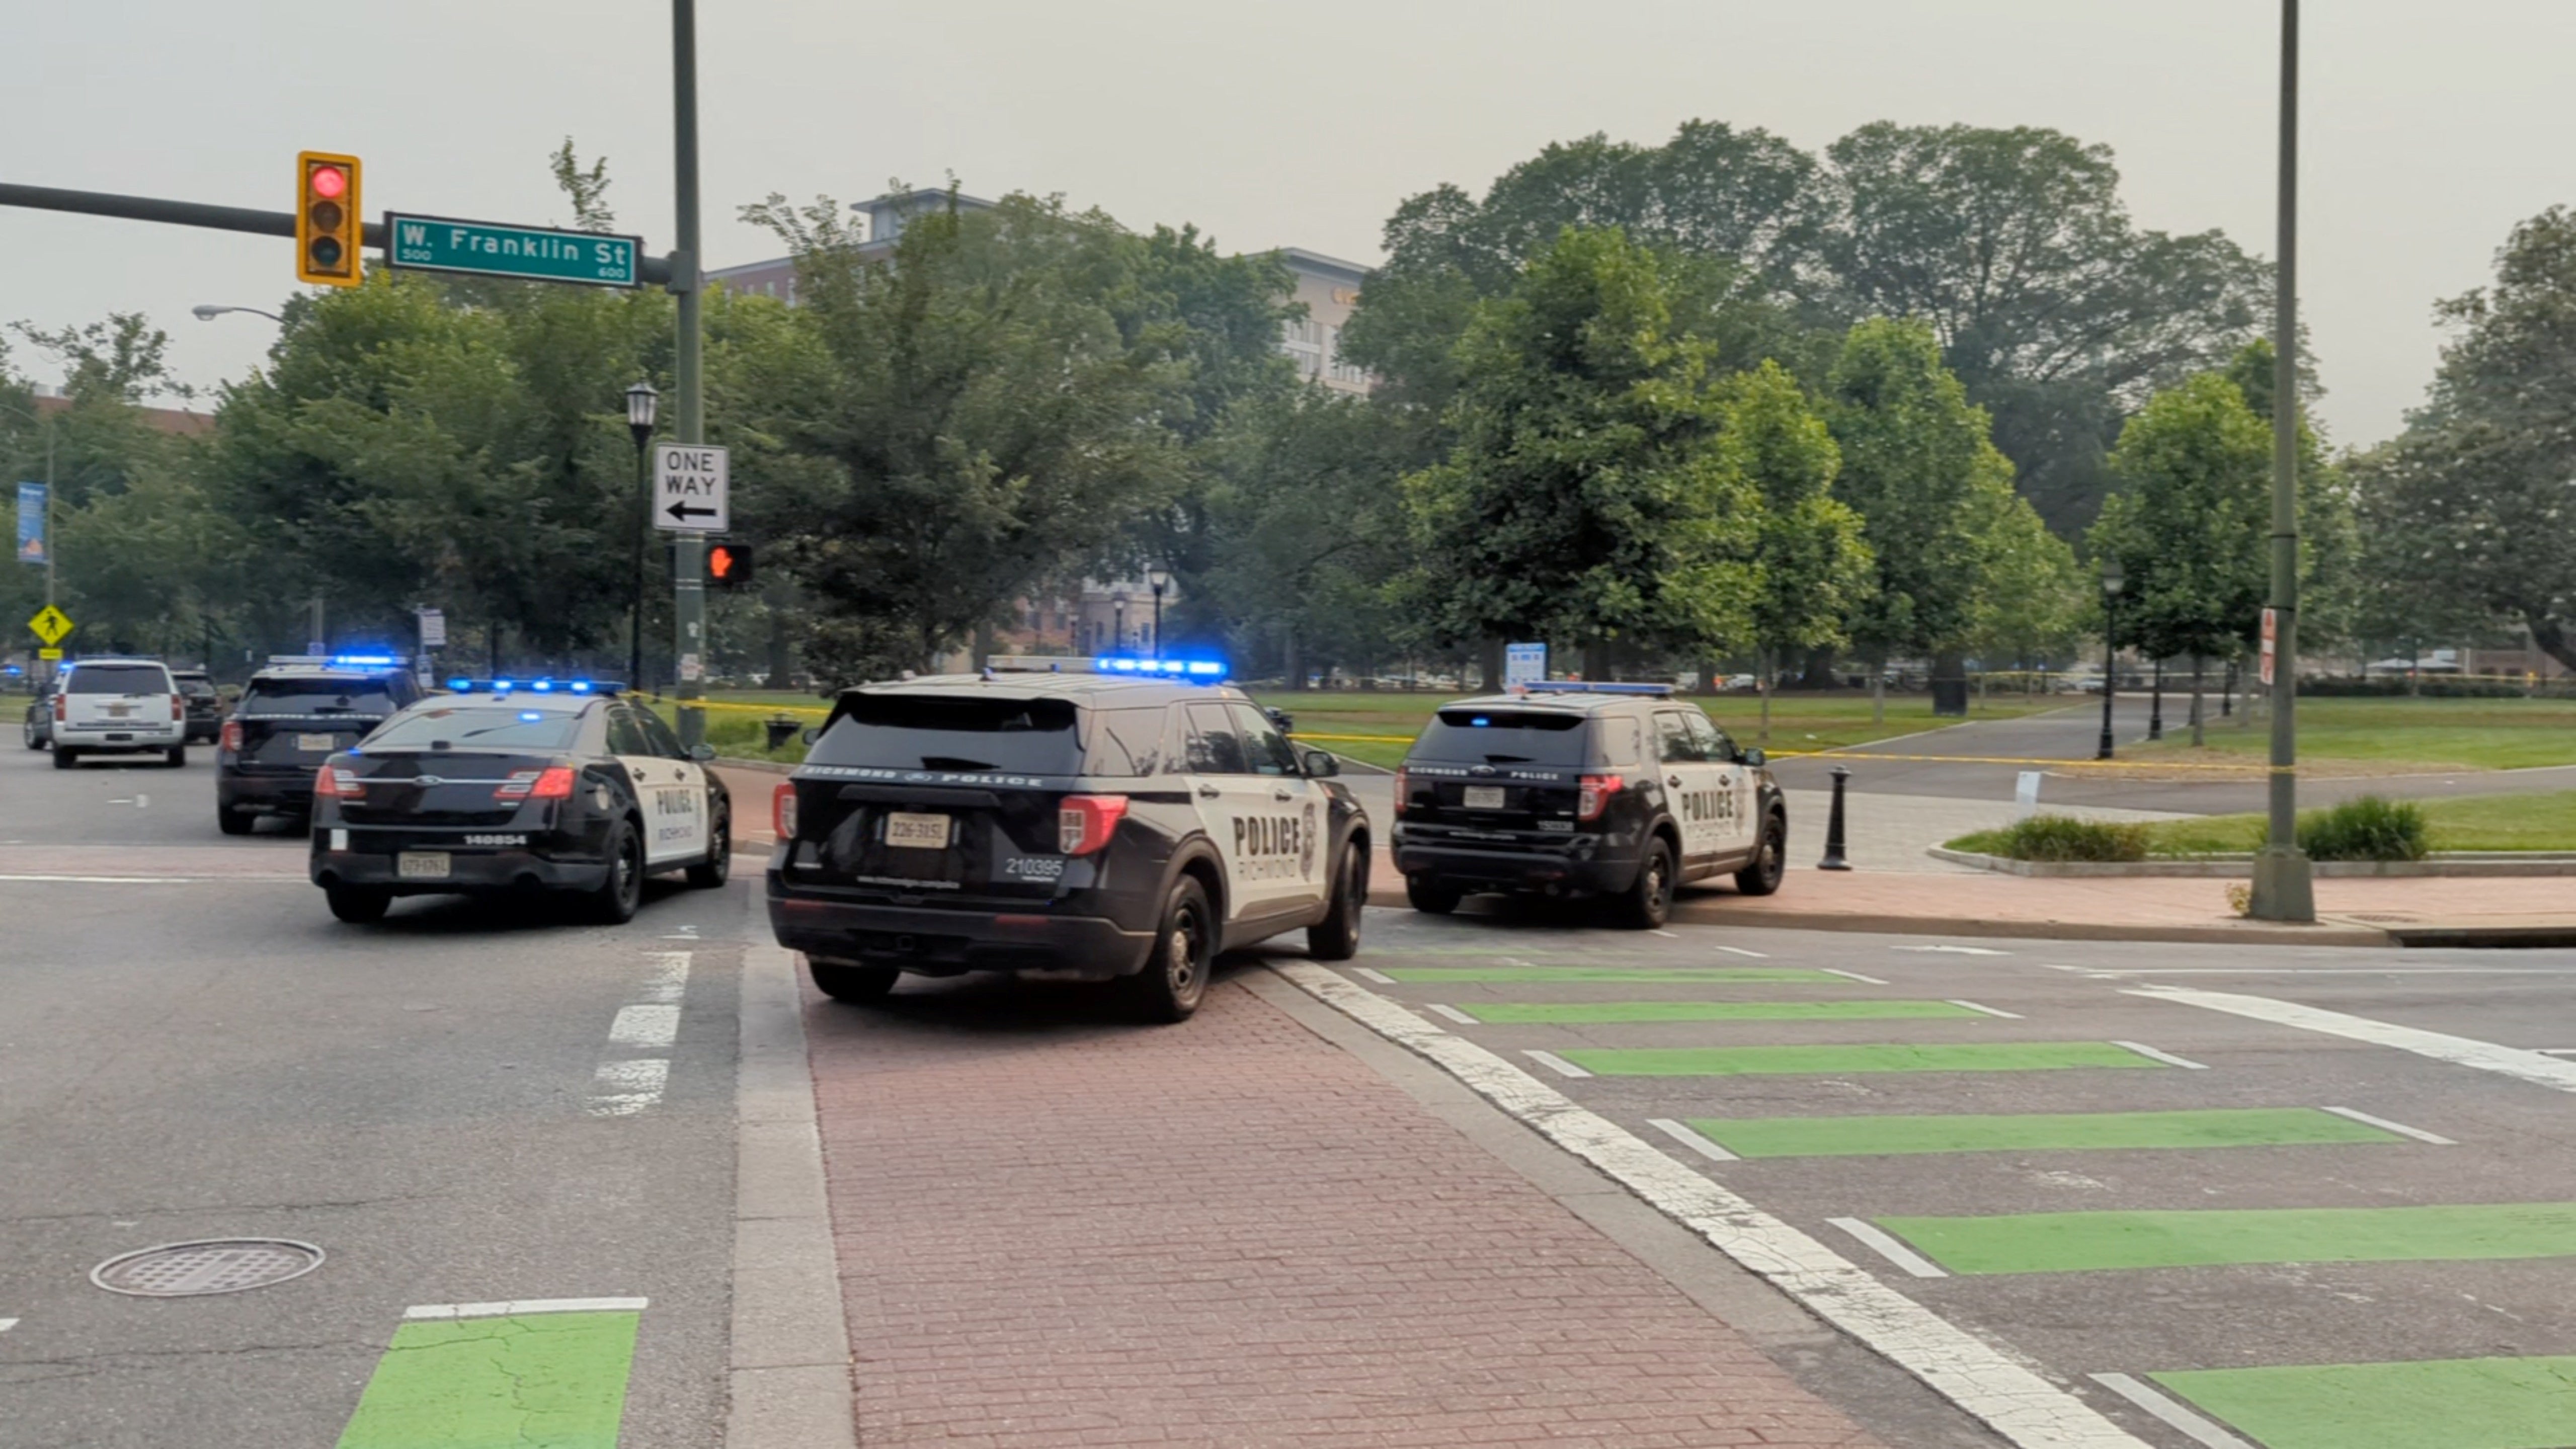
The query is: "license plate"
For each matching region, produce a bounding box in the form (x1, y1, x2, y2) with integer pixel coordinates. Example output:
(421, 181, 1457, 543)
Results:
(1463, 786, 1507, 810)
(884, 812, 952, 849)
(397, 851, 451, 879)
(298, 733, 337, 751)
(105, 704, 133, 718)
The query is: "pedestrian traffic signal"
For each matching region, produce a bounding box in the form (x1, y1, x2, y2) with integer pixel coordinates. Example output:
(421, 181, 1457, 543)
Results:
(707, 541, 755, 589)
(296, 150, 363, 287)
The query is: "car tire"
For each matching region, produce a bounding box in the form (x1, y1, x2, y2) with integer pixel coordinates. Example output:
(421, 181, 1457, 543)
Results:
(808, 956, 901, 1003)
(216, 807, 254, 836)
(22, 719, 41, 751)
(1121, 875, 1213, 1023)
(165, 745, 187, 768)
(50, 746, 76, 770)
(1307, 841, 1365, 961)
(1616, 836, 1676, 930)
(585, 818, 646, 925)
(325, 885, 391, 924)
(1405, 877, 1462, 915)
(1734, 812, 1787, 897)
(685, 809, 731, 889)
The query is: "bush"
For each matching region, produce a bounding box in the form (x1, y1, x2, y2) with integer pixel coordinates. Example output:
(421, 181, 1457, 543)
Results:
(1959, 814, 2151, 863)
(2297, 795, 2430, 861)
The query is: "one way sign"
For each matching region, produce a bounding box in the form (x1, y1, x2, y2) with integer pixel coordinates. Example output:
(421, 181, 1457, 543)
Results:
(654, 444, 729, 533)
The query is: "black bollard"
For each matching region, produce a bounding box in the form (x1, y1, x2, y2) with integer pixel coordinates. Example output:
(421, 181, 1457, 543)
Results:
(1818, 765, 1853, 871)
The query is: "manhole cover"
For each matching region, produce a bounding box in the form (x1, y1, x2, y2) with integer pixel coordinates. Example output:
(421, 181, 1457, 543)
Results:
(91, 1239, 324, 1298)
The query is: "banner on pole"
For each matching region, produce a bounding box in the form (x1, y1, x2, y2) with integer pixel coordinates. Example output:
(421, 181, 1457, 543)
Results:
(15, 484, 43, 565)
(2260, 608, 2277, 687)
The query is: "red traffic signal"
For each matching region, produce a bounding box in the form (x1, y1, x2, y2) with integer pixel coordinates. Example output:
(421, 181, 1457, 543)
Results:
(296, 150, 363, 287)
(706, 542, 754, 589)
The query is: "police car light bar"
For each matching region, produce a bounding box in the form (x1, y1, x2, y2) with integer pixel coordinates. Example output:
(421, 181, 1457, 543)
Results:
(1509, 681, 1673, 697)
(983, 655, 1230, 681)
(442, 678, 624, 696)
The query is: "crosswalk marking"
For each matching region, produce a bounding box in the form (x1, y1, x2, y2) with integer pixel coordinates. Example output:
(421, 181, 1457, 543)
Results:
(1645, 1118, 1738, 1163)
(2087, 1374, 2256, 1449)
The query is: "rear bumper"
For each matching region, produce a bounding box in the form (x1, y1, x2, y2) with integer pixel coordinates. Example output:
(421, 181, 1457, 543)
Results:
(55, 723, 184, 751)
(767, 872, 1156, 979)
(220, 769, 314, 812)
(1390, 828, 1643, 896)
(312, 837, 611, 896)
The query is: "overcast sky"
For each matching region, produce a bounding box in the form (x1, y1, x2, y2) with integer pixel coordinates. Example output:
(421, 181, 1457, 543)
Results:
(9, 1, 2572, 447)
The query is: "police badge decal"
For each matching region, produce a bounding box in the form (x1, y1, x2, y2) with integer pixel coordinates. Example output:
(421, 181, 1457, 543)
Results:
(1300, 802, 1319, 877)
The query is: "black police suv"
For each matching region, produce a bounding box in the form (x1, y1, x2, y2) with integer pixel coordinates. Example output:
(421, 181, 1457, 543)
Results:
(218, 659, 425, 834)
(766, 667, 1370, 1023)
(307, 681, 732, 924)
(173, 669, 224, 744)
(1388, 683, 1787, 929)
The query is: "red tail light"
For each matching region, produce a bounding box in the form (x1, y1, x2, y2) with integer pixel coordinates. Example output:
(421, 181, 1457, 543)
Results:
(495, 766, 578, 801)
(171, 694, 184, 720)
(773, 781, 798, 840)
(1577, 773, 1624, 822)
(1059, 794, 1130, 856)
(221, 720, 243, 752)
(1393, 767, 1410, 818)
(53, 694, 64, 722)
(314, 765, 343, 798)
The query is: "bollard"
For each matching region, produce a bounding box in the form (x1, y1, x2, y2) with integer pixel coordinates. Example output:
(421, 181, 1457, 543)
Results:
(763, 712, 800, 751)
(1818, 765, 1853, 871)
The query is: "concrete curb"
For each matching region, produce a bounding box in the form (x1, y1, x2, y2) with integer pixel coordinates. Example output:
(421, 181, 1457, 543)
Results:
(1928, 847, 2576, 878)
(716, 756, 795, 775)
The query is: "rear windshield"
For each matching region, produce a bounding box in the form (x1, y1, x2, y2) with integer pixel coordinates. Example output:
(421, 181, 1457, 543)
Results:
(242, 676, 400, 716)
(1409, 708, 1594, 767)
(809, 693, 1083, 775)
(365, 705, 584, 752)
(66, 664, 171, 695)
(175, 676, 218, 698)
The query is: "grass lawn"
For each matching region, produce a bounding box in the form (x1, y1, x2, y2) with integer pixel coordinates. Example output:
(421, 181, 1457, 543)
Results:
(2124, 696, 2576, 772)
(1246, 688, 2067, 770)
(1952, 791, 2576, 856)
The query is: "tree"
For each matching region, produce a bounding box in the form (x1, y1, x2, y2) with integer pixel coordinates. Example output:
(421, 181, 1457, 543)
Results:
(1401, 228, 1764, 662)
(1962, 484, 2087, 686)
(1717, 361, 1871, 739)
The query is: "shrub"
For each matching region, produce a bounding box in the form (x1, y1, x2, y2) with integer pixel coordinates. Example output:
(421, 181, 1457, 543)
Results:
(1964, 814, 2152, 863)
(2297, 795, 2430, 861)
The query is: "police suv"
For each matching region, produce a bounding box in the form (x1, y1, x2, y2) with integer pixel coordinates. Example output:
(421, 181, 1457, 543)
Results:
(307, 679, 731, 924)
(1389, 682, 1787, 929)
(47, 657, 189, 768)
(217, 656, 424, 833)
(765, 659, 1369, 1023)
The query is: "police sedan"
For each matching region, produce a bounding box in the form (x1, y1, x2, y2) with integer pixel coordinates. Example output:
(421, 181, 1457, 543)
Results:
(308, 680, 733, 924)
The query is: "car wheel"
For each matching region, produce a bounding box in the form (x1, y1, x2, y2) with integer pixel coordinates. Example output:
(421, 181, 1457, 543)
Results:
(807, 955, 901, 1003)
(1616, 837, 1676, 930)
(1306, 841, 1365, 961)
(1405, 876, 1461, 915)
(1734, 812, 1787, 897)
(216, 807, 254, 836)
(165, 745, 187, 768)
(685, 809, 731, 889)
(22, 719, 40, 751)
(1121, 875, 1213, 1023)
(50, 746, 76, 770)
(585, 818, 646, 924)
(325, 885, 391, 924)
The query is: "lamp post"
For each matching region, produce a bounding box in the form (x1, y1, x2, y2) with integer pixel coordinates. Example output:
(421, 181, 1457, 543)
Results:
(1147, 568, 1170, 656)
(2097, 558, 2123, 761)
(5, 400, 58, 687)
(191, 304, 285, 325)
(2149, 657, 2165, 741)
(1111, 592, 1130, 654)
(626, 381, 659, 689)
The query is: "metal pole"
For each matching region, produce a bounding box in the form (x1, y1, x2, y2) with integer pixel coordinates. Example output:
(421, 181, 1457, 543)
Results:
(2251, 0, 2316, 921)
(1818, 765, 1853, 870)
(629, 432, 648, 689)
(669, 0, 707, 748)
(2148, 657, 2164, 740)
(2097, 592, 2117, 760)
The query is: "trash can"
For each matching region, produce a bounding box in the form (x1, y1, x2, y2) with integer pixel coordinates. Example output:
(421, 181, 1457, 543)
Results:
(1930, 677, 1970, 716)
(763, 713, 801, 751)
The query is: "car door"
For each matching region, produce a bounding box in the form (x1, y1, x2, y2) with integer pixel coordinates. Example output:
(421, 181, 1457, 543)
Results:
(1650, 708, 1727, 868)
(1178, 700, 1283, 926)
(609, 703, 704, 867)
(1683, 709, 1756, 865)
(1231, 700, 1329, 919)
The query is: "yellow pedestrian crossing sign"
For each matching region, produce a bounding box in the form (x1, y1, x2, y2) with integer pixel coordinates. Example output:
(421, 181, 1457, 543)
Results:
(27, 605, 73, 646)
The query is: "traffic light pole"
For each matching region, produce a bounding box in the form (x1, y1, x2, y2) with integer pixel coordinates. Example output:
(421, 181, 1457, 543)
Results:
(668, 0, 707, 750)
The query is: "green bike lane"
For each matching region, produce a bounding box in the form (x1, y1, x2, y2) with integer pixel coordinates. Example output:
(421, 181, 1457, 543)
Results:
(1331, 909, 2576, 1449)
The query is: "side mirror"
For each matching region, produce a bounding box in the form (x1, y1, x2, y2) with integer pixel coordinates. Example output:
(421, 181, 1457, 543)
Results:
(1267, 707, 1296, 735)
(800, 726, 821, 747)
(1740, 747, 1766, 768)
(689, 742, 719, 763)
(1301, 748, 1340, 778)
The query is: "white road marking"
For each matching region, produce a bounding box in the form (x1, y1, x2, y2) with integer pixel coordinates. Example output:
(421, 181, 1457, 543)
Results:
(2541, 1049, 2576, 1058)
(1352, 967, 1397, 985)
(406, 1297, 648, 1320)
(2086, 1374, 2257, 1449)
(1272, 962, 2157, 1449)
(1424, 1003, 1478, 1025)
(2112, 1040, 2209, 1070)
(1820, 968, 1890, 985)
(608, 1004, 680, 1048)
(1652, 929, 1680, 938)
(1522, 1049, 1593, 1079)
(2320, 1106, 2455, 1145)
(1827, 1217, 1950, 1278)
(1646, 1117, 1738, 1162)
(639, 950, 693, 1003)
(0, 874, 229, 884)
(2131, 986, 2576, 1094)
(1715, 945, 1769, 958)
(2095, 967, 2576, 977)
(1896, 944, 2009, 955)
(0, 1318, 17, 1332)
(1947, 1000, 2024, 1019)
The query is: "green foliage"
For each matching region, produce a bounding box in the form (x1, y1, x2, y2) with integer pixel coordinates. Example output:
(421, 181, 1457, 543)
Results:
(2089, 371, 2272, 663)
(1723, 361, 1872, 661)
(2295, 795, 2431, 862)
(1953, 815, 2152, 863)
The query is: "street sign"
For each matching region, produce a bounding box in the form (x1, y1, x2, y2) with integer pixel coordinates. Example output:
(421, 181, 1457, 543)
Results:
(384, 212, 643, 288)
(2260, 607, 2277, 687)
(28, 604, 73, 645)
(417, 607, 446, 649)
(654, 445, 729, 532)
(37, 647, 61, 661)
(1505, 641, 1547, 688)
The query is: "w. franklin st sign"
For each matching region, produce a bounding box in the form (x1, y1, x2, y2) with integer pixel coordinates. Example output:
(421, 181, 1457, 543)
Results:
(385, 213, 642, 288)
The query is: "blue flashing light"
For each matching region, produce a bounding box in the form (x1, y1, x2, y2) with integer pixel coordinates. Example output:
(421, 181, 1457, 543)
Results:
(492, 679, 514, 694)
(530, 680, 553, 692)
(331, 654, 400, 667)
(1184, 661, 1226, 677)
(1092, 655, 1229, 681)
(446, 677, 471, 692)
(518, 711, 543, 722)
(569, 681, 592, 694)
(1469, 716, 1490, 727)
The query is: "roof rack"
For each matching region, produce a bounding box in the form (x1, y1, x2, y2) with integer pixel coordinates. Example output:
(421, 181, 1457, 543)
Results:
(1507, 681, 1674, 698)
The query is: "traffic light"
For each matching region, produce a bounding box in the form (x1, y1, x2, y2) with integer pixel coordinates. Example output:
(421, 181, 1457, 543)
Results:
(296, 150, 363, 287)
(706, 541, 755, 589)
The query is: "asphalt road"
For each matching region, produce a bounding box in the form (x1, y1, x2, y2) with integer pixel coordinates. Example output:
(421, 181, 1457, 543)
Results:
(0, 745, 749, 1448)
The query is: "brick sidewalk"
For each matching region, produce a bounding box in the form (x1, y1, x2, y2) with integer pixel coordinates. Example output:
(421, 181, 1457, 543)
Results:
(804, 976, 1883, 1448)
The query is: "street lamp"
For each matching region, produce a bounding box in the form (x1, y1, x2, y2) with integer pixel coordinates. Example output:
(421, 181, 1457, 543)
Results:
(1147, 567, 1170, 657)
(1111, 592, 1130, 654)
(191, 304, 285, 324)
(2097, 558, 2123, 761)
(626, 381, 659, 688)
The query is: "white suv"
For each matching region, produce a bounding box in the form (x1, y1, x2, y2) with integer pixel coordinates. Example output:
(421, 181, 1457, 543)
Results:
(51, 658, 189, 768)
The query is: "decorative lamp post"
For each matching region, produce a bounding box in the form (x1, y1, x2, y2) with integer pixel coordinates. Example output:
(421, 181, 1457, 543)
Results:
(625, 381, 659, 688)
(1112, 592, 1130, 654)
(1147, 568, 1170, 657)
(2098, 558, 2123, 761)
